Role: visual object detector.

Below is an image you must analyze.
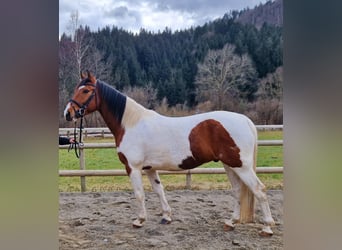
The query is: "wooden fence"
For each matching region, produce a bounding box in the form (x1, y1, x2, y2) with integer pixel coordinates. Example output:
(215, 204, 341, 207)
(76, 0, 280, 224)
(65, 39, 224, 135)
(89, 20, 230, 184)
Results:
(59, 125, 283, 223)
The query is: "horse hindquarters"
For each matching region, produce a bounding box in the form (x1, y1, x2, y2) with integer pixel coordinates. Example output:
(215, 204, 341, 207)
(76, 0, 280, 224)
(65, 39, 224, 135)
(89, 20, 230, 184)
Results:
(229, 162, 275, 235)
(224, 122, 275, 235)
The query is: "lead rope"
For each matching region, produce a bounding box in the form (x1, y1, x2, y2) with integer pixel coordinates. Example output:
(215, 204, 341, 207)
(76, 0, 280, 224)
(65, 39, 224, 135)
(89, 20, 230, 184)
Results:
(68, 117, 84, 158)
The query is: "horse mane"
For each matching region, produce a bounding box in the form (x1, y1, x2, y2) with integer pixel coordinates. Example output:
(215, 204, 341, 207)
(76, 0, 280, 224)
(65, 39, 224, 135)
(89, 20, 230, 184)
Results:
(97, 80, 127, 124)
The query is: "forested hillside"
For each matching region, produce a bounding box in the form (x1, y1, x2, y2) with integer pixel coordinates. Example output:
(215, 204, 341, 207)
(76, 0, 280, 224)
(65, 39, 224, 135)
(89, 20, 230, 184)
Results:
(237, 0, 283, 29)
(59, 0, 282, 126)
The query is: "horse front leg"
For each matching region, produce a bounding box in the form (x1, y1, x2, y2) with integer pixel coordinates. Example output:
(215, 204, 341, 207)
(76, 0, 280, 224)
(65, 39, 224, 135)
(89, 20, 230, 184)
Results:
(144, 169, 172, 224)
(129, 168, 147, 228)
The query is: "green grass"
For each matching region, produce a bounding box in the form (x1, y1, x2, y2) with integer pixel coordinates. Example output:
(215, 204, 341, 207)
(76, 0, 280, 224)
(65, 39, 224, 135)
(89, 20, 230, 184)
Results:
(59, 130, 283, 192)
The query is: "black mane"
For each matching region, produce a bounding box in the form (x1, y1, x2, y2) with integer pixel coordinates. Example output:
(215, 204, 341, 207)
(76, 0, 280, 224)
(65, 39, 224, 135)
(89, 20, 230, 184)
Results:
(97, 80, 127, 123)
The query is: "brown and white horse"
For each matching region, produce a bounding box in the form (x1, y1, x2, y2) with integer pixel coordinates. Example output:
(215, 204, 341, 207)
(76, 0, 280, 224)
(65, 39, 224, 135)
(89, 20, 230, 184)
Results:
(64, 71, 275, 235)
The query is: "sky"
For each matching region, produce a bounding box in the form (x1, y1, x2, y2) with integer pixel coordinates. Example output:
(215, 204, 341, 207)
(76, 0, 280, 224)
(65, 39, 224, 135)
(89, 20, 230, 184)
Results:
(59, 0, 267, 37)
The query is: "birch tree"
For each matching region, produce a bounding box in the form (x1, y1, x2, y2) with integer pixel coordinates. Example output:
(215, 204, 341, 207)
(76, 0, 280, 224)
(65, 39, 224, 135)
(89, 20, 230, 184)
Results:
(67, 10, 89, 79)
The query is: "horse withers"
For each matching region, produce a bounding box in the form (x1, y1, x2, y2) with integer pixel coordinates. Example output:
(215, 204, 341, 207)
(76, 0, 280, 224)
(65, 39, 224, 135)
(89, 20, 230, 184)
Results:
(64, 70, 275, 236)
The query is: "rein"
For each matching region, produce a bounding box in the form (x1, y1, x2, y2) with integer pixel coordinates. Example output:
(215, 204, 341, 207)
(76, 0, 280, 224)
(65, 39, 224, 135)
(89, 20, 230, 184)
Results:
(68, 118, 84, 158)
(68, 82, 97, 158)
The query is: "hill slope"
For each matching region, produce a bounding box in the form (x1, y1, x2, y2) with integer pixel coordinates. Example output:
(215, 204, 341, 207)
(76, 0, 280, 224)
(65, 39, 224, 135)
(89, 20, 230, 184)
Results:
(237, 0, 283, 29)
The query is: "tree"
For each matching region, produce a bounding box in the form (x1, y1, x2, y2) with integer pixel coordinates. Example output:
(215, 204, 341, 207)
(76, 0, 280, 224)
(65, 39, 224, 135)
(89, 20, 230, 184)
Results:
(195, 43, 257, 110)
(82, 44, 112, 82)
(255, 66, 283, 124)
(67, 10, 90, 79)
(123, 83, 157, 109)
(59, 11, 110, 127)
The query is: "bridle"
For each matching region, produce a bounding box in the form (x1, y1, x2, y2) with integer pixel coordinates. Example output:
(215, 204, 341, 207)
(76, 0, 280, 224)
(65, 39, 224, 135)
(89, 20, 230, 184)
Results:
(68, 82, 97, 158)
(70, 82, 97, 118)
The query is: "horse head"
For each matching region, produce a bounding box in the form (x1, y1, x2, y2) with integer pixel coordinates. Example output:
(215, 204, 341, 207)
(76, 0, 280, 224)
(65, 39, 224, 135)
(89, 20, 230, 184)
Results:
(64, 70, 98, 121)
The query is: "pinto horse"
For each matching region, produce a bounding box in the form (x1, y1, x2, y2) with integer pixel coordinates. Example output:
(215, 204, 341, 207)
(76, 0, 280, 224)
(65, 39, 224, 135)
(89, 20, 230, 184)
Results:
(64, 71, 275, 236)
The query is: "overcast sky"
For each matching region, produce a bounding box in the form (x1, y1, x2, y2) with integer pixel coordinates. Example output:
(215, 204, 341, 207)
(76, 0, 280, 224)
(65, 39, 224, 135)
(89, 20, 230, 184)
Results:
(59, 0, 267, 37)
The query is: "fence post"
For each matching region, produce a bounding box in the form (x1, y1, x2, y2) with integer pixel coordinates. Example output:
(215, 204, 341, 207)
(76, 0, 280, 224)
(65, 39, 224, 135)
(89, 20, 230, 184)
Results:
(185, 171, 192, 189)
(79, 146, 86, 192)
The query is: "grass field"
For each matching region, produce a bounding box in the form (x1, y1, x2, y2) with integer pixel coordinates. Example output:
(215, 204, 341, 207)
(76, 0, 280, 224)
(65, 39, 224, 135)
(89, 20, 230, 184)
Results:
(59, 130, 283, 192)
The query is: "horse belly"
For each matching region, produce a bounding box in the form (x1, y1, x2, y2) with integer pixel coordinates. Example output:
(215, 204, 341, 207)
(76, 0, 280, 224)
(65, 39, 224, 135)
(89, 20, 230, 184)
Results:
(142, 137, 195, 171)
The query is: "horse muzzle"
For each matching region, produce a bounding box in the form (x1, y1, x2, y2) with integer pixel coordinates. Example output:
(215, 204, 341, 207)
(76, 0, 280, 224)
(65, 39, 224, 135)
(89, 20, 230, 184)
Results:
(65, 111, 73, 121)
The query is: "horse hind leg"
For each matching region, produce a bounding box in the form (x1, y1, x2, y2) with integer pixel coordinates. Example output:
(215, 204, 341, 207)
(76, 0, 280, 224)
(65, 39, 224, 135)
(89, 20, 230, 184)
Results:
(231, 166, 275, 236)
(144, 169, 172, 224)
(223, 164, 241, 230)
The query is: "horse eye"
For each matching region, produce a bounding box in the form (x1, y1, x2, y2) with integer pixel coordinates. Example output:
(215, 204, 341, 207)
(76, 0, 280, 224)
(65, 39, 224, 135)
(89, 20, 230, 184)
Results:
(82, 89, 90, 94)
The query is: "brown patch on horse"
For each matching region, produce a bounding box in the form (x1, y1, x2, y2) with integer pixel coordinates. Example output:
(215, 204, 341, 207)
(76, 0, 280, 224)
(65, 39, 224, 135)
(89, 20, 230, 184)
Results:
(118, 152, 131, 176)
(99, 101, 126, 147)
(113, 127, 125, 147)
(179, 119, 242, 169)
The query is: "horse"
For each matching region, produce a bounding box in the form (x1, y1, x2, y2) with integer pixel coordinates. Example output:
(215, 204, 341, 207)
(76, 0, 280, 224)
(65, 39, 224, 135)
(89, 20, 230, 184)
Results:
(64, 70, 275, 236)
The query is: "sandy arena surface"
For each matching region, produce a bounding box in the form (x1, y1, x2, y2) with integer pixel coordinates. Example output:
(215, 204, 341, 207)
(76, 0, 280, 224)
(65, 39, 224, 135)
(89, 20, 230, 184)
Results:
(59, 189, 283, 249)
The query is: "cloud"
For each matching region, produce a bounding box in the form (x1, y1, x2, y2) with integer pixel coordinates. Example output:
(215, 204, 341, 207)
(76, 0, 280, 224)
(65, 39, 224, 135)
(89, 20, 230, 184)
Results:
(105, 6, 130, 18)
(59, 0, 267, 36)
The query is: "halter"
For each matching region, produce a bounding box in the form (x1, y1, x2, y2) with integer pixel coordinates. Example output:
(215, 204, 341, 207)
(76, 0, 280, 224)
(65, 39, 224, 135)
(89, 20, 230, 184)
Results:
(68, 82, 97, 158)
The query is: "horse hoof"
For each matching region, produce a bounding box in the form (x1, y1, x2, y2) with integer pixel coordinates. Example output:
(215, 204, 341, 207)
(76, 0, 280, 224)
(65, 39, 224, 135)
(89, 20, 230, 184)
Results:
(160, 218, 171, 224)
(223, 219, 235, 231)
(259, 226, 273, 237)
(132, 218, 144, 228)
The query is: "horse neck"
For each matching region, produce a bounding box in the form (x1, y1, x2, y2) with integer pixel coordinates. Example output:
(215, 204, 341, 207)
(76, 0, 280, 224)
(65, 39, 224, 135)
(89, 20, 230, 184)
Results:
(96, 82, 127, 146)
(97, 101, 123, 146)
(121, 97, 153, 128)
(96, 81, 153, 146)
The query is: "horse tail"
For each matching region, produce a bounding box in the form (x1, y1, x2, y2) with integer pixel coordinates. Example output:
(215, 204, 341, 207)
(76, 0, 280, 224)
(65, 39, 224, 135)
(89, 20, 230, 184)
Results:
(253, 134, 257, 171)
(246, 118, 258, 171)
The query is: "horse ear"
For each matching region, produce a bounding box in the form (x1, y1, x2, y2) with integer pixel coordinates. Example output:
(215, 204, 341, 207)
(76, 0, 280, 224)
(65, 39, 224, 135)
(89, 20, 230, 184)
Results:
(80, 71, 87, 80)
(86, 70, 96, 83)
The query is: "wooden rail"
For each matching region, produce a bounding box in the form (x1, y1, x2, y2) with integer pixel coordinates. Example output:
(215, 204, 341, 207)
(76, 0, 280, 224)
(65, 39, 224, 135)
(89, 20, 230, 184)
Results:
(59, 167, 283, 177)
(59, 125, 283, 138)
(59, 140, 283, 150)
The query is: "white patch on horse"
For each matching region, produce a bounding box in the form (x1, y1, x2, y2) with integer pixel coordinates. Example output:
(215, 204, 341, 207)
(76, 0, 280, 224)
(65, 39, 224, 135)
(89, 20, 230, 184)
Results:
(121, 98, 155, 128)
(63, 103, 71, 117)
(78, 85, 86, 90)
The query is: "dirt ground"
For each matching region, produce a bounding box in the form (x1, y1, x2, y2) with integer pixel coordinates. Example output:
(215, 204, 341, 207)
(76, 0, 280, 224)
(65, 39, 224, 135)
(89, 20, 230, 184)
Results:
(59, 189, 283, 249)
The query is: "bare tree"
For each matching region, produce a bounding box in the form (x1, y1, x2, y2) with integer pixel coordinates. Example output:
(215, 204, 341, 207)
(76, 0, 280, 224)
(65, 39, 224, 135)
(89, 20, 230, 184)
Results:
(67, 10, 89, 78)
(195, 44, 257, 110)
(59, 10, 112, 127)
(83, 47, 112, 82)
(123, 83, 157, 109)
(255, 66, 283, 124)
(257, 66, 283, 100)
